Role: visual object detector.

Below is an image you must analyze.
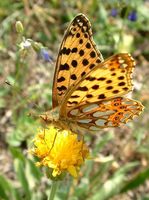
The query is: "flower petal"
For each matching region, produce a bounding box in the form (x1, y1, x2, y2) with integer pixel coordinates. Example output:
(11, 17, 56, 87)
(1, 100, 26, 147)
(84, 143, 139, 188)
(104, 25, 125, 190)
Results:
(68, 166, 78, 177)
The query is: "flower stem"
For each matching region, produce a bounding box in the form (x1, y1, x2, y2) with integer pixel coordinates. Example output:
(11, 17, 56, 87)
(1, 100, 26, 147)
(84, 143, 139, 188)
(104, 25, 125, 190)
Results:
(48, 181, 59, 200)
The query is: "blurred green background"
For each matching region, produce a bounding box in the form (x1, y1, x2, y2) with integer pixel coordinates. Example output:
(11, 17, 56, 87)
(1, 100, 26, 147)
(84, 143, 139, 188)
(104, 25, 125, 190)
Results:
(0, 0, 149, 199)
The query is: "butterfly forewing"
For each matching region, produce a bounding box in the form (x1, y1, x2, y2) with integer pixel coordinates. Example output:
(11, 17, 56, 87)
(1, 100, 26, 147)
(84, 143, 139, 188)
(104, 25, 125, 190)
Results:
(52, 14, 103, 108)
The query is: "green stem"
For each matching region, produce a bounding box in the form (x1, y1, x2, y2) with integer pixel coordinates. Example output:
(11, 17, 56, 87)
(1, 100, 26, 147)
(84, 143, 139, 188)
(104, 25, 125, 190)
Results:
(48, 181, 59, 200)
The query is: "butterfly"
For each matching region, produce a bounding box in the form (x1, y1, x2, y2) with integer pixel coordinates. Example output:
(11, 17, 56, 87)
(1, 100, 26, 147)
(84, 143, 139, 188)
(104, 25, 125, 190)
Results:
(41, 13, 144, 134)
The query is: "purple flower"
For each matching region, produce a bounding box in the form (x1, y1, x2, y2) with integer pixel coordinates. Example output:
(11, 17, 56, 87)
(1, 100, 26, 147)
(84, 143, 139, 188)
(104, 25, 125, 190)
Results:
(128, 10, 137, 21)
(111, 8, 118, 17)
(40, 48, 53, 62)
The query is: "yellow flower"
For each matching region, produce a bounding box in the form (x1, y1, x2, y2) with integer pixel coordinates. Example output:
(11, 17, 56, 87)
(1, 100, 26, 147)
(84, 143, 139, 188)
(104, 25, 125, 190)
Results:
(31, 125, 89, 178)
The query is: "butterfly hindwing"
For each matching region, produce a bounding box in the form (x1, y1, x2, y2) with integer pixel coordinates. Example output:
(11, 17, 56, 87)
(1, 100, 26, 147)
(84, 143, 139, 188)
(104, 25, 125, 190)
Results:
(60, 53, 135, 117)
(66, 97, 144, 132)
(52, 14, 103, 108)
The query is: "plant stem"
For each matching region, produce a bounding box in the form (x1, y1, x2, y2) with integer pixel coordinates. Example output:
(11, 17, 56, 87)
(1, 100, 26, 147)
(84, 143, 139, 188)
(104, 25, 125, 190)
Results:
(48, 181, 59, 200)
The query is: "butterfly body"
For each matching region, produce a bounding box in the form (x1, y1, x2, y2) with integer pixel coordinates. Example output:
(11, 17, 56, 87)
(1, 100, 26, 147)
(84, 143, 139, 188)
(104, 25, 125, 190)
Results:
(40, 107, 71, 131)
(41, 14, 143, 133)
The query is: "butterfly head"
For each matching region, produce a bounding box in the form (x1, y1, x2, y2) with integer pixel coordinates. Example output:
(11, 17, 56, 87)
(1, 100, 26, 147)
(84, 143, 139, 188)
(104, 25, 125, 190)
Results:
(39, 107, 59, 121)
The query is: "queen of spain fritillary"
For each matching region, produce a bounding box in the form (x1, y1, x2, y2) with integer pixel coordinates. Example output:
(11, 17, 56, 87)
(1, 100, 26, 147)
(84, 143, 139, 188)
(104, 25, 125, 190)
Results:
(41, 14, 144, 134)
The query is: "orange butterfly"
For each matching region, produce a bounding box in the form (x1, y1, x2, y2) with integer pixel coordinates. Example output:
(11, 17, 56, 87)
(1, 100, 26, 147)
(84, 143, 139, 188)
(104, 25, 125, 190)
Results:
(41, 14, 143, 134)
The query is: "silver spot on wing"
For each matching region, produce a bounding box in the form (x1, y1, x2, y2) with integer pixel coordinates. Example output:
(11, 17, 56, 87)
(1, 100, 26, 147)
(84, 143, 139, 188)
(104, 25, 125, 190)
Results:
(77, 119, 92, 124)
(118, 57, 125, 64)
(123, 113, 131, 118)
(93, 110, 115, 117)
(70, 109, 79, 116)
(82, 104, 99, 113)
(89, 126, 101, 131)
(106, 121, 113, 126)
(95, 119, 106, 126)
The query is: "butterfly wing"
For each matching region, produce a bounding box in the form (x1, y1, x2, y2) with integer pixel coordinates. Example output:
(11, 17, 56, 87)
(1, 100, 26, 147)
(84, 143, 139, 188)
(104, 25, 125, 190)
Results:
(52, 14, 103, 108)
(65, 97, 144, 133)
(60, 53, 135, 116)
(58, 53, 143, 130)
(49, 14, 143, 132)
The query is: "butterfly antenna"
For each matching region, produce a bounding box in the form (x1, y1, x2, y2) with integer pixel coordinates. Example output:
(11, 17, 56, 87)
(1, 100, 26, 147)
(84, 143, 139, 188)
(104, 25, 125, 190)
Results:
(4, 79, 43, 112)
(5, 80, 12, 86)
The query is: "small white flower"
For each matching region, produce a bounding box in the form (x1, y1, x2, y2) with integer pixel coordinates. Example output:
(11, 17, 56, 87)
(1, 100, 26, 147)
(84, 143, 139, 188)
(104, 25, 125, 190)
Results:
(20, 39, 31, 49)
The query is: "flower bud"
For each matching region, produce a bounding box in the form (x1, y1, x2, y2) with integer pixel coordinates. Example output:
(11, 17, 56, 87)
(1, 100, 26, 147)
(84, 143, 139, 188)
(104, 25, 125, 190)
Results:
(15, 21, 24, 33)
(32, 42, 43, 52)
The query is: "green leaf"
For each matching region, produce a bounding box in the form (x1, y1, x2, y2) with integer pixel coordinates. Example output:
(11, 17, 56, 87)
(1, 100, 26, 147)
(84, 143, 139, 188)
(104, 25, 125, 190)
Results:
(90, 158, 113, 188)
(88, 162, 139, 200)
(0, 174, 21, 200)
(0, 175, 10, 200)
(9, 146, 25, 161)
(121, 168, 149, 193)
(25, 159, 42, 189)
(0, 175, 20, 200)
(89, 173, 125, 200)
(14, 159, 31, 200)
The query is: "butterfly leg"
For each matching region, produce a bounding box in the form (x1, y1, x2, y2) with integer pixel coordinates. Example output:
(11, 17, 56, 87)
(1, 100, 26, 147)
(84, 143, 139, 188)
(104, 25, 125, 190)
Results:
(48, 131, 58, 153)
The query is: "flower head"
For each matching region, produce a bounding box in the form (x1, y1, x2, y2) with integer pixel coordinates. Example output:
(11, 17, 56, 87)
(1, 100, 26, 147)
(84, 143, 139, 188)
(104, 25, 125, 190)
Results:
(40, 48, 53, 62)
(18, 39, 32, 57)
(31, 126, 89, 178)
(110, 8, 118, 17)
(20, 39, 31, 49)
(128, 10, 137, 22)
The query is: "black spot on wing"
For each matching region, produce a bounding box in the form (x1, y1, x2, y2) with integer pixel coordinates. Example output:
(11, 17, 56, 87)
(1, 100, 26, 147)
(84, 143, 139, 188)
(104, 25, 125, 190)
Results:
(118, 82, 126, 86)
(71, 74, 77, 80)
(81, 72, 86, 77)
(77, 86, 88, 91)
(92, 85, 99, 89)
(60, 63, 69, 71)
(82, 59, 89, 66)
(68, 101, 78, 105)
(111, 73, 116, 76)
(90, 51, 96, 58)
(71, 95, 80, 98)
(71, 48, 78, 53)
(113, 90, 119, 94)
(89, 64, 95, 69)
(86, 76, 96, 81)
(57, 76, 65, 82)
(60, 47, 71, 55)
(86, 94, 93, 98)
(76, 33, 80, 38)
(110, 68, 115, 71)
(118, 76, 125, 80)
(84, 33, 88, 38)
(96, 59, 100, 63)
(71, 60, 78, 68)
(86, 42, 91, 49)
(79, 39, 83, 44)
(106, 80, 112, 84)
(123, 87, 129, 91)
(98, 77, 106, 81)
(106, 86, 113, 90)
(79, 50, 84, 56)
(98, 94, 106, 99)
(57, 86, 67, 91)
